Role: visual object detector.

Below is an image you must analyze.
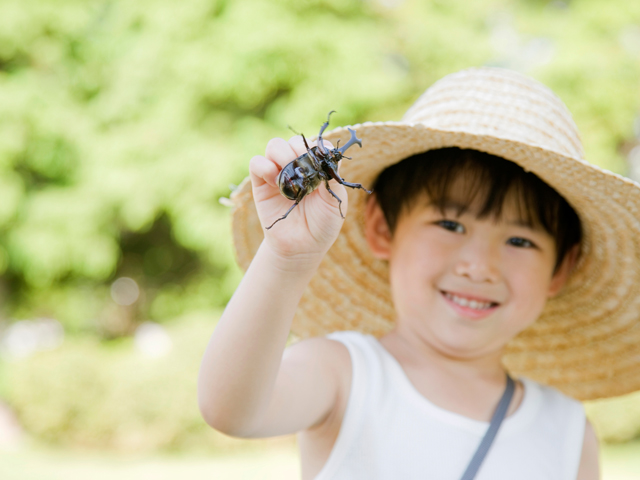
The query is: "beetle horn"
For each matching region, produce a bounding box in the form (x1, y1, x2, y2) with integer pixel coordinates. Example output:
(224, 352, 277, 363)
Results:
(338, 128, 362, 155)
(317, 110, 335, 156)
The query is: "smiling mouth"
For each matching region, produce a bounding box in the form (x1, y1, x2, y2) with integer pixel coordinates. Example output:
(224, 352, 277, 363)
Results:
(441, 291, 500, 311)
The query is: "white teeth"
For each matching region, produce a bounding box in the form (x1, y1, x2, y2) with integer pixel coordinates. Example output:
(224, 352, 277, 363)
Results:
(444, 292, 494, 310)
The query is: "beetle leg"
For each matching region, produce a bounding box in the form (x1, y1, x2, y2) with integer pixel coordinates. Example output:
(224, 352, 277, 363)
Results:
(299, 134, 321, 171)
(289, 128, 321, 169)
(300, 132, 311, 151)
(320, 173, 345, 219)
(266, 189, 308, 230)
(324, 163, 373, 195)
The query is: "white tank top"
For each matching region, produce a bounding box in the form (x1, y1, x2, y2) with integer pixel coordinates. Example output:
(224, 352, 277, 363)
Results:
(315, 331, 586, 480)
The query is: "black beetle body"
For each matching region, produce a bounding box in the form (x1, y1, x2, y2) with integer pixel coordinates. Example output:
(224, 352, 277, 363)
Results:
(267, 111, 372, 230)
(277, 150, 323, 201)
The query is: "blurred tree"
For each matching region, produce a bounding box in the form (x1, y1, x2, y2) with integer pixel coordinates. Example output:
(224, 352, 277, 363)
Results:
(0, 0, 637, 336)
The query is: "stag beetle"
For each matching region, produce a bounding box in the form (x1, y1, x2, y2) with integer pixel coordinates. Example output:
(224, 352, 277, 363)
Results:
(266, 111, 372, 230)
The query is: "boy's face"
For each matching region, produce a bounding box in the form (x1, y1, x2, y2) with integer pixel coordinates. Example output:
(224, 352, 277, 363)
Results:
(364, 186, 576, 359)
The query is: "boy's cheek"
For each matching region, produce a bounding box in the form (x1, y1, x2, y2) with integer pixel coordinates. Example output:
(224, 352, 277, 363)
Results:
(510, 276, 551, 323)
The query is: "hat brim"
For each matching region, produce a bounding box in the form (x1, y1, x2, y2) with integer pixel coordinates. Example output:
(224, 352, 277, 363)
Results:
(231, 122, 640, 401)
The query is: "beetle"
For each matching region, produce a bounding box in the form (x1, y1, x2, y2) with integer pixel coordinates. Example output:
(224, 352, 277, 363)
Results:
(266, 111, 372, 230)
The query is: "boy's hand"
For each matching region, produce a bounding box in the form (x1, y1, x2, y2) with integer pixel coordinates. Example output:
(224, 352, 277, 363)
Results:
(249, 136, 347, 264)
(201, 136, 349, 439)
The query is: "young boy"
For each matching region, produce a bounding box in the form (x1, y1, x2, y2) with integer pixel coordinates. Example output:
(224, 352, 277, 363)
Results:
(197, 67, 638, 479)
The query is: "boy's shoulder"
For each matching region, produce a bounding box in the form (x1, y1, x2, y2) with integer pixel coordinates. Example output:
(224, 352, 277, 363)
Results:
(289, 333, 353, 364)
(288, 336, 354, 435)
(527, 377, 584, 411)
(291, 330, 370, 367)
(286, 334, 353, 396)
(289, 334, 358, 417)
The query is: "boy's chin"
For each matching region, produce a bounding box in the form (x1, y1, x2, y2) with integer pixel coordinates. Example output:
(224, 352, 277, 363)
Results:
(426, 323, 509, 359)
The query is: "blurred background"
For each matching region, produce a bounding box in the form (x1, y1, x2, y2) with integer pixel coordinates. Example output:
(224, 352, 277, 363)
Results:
(0, 0, 639, 478)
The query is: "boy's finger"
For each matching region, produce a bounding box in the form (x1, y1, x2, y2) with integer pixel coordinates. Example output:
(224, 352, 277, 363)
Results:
(288, 136, 334, 158)
(249, 155, 280, 189)
(265, 137, 299, 169)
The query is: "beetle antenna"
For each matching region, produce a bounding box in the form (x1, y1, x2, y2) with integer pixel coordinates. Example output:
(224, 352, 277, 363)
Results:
(336, 139, 341, 149)
(342, 155, 352, 160)
(287, 124, 302, 136)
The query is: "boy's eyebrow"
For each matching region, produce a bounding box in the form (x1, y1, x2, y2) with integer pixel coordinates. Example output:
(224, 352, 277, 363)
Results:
(437, 199, 538, 229)
(435, 199, 468, 214)
(506, 218, 538, 229)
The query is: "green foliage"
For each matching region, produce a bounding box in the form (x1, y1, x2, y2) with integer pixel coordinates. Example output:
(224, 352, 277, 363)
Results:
(0, 0, 638, 331)
(0, 0, 638, 452)
(586, 391, 640, 444)
(2, 313, 294, 452)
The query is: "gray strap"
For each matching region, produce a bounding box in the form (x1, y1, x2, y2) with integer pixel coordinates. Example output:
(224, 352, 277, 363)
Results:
(459, 373, 515, 480)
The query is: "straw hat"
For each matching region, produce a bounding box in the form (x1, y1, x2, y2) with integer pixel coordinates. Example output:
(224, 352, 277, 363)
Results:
(229, 67, 640, 401)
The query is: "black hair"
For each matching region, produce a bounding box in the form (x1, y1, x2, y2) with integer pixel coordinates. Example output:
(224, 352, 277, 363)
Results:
(372, 147, 582, 272)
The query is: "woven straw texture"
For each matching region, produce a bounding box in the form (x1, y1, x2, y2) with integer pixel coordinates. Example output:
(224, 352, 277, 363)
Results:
(230, 67, 640, 401)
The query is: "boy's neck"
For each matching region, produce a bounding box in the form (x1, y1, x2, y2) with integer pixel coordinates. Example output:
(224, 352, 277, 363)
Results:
(379, 324, 508, 384)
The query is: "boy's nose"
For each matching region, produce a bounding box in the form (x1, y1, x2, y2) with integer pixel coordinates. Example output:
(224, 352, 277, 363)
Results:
(453, 246, 500, 283)
(454, 262, 500, 283)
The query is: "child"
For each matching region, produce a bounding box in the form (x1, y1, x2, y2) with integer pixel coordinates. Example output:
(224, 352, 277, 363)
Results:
(197, 67, 640, 479)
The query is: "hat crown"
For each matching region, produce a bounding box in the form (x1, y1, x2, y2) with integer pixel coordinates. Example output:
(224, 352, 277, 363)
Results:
(402, 67, 584, 159)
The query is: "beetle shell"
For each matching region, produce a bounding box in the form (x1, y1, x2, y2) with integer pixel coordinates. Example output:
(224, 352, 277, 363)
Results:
(277, 153, 322, 200)
(265, 113, 367, 230)
(277, 166, 301, 200)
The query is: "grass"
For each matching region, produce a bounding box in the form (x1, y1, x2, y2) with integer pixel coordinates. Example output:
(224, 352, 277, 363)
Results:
(0, 440, 639, 479)
(0, 444, 301, 480)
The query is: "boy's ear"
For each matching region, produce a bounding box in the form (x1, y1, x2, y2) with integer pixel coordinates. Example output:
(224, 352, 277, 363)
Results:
(364, 194, 393, 260)
(548, 243, 581, 298)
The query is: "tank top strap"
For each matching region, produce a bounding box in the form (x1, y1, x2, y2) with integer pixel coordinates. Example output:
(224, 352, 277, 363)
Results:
(321, 330, 587, 480)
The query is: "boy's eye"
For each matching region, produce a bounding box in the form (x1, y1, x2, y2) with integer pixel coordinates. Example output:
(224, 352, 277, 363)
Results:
(507, 237, 536, 248)
(437, 220, 465, 233)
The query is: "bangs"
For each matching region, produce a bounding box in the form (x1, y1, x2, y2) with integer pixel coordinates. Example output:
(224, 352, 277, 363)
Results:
(372, 147, 582, 270)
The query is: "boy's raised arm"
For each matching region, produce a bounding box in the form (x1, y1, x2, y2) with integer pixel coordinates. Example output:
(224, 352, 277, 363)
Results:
(197, 136, 348, 437)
